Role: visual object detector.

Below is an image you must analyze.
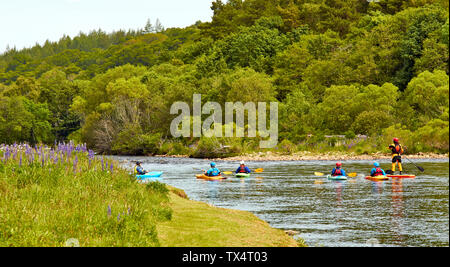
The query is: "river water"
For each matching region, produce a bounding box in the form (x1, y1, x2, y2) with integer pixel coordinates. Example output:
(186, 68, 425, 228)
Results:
(114, 156, 449, 247)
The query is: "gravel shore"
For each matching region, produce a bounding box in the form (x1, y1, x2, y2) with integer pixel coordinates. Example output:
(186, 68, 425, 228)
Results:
(155, 151, 449, 161)
(215, 151, 449, 161)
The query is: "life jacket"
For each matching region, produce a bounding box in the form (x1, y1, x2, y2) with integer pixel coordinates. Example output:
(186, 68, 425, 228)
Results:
(238, 166, 247, 173)
(134, 166, 144, 175)
(208, 168, 220, 177)
(333, 168, 342, 176)
(391, 144, 403, 155)
(373, 167, 384, 176)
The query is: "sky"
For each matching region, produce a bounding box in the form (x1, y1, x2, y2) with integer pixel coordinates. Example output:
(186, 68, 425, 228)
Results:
(0, 0, 214, 53)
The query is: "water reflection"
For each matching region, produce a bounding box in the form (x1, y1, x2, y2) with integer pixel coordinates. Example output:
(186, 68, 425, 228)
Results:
(331, 180, 346, 204)
(206, 180, 220, 199)
(370, 181, 386, 194)
(391, 178, 404, 246)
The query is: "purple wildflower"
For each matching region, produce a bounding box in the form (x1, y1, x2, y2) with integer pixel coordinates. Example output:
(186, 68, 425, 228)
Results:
(73, 156, 78, 174)
(107, 206, 112, 217)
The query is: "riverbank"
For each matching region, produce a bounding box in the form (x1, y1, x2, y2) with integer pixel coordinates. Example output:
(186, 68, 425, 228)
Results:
(153, 151, 449, 162)
(157, 186, 302, 247)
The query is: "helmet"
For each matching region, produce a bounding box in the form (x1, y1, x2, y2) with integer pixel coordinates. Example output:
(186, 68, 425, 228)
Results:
(336, 162, 342, 167)
(210, 162, 216, 167)
(374, 162, 380, 167)
(393, 138, 399, 143)
(240, 161, 245, 165)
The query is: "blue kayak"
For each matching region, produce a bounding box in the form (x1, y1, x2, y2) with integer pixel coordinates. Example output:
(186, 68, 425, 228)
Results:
(136, 172, 163, 180)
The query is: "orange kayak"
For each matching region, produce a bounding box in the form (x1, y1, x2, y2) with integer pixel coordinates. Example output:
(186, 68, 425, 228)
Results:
(387, 175, 416, 179)
(365, 176, 389, 181)
(196, 174, 227, 181)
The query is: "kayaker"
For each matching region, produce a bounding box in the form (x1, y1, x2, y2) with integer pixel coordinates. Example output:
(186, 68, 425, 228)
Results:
(370, 162, 386, 177)
(134, 162, 147, 175)
(236, 161, 251, 174)
(205, 162, 221, 177)
(331, 162, 346, 177)
(388, 138, 404, 175)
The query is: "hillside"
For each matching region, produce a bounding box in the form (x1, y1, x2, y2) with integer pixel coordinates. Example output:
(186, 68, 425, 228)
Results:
(0, 0, 448, 156)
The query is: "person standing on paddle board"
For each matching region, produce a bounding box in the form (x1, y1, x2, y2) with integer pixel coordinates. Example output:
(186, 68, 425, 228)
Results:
(236, 161, 251, 174)
(331, 162, 346, 177)
(134, 162, 147, 175)
(389, 138, 404, 175)
(370, 162, 386, 177)
(205, 162, 221, 177)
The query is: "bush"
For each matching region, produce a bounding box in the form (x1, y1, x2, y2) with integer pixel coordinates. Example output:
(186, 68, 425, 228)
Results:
(190, 137, 241, 158)
(414, 119, 449, 152)
(278, 139, 296, 154)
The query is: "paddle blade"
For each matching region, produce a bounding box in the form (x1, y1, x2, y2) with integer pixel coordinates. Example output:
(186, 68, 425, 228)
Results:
(417, 166, 425, 172)
(254, 168, 264, 173)
(348, 173, 357, 177)
(314, 172, 324, 176)
(222, 171, 233, 175)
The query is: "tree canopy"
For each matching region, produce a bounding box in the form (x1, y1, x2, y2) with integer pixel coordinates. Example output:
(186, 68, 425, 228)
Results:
(0, 1, 448, 153)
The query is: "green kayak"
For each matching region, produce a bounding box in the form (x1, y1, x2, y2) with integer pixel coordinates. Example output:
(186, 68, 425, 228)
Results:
(327, 175, 348, 181)
(236, 173, 251, 178)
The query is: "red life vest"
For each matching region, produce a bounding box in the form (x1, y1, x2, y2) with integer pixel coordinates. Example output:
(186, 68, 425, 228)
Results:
(239, 166, 247, 173)
(391, 144, 403, 155)
(374, 168, 384, 176)
(333, 168, 342, 176)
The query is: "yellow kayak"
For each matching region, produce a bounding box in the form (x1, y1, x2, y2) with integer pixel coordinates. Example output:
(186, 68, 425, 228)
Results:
(365, 176, 389, 181)
(196, 174, 227, 181)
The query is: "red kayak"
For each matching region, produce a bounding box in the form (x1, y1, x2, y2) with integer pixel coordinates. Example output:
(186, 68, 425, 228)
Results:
(387, 175, 416, 179)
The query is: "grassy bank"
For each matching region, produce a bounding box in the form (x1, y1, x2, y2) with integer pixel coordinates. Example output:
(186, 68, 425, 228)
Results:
(0, 143, 172, 246)
(158, 186, 302, 247)
(0, 143, 301, 247)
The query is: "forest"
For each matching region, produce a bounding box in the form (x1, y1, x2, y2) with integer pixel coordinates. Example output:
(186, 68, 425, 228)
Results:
(0, 0, 448, 157)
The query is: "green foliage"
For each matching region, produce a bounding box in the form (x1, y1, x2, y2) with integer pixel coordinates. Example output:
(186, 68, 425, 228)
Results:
(0, 0, 448, 154)
(0, 96, 52, 144)
(414, 117, 449, 151)
(403, 70, 449, 124)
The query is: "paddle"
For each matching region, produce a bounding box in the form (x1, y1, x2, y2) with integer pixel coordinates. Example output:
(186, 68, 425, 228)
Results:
(315, 172, 357, 177)
(404, 156, 425, 172)
(223, 168, 262, 175)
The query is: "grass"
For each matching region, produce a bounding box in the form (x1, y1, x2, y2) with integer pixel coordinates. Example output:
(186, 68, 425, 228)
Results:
(0, 143, 171, 247)
(156, 186, 302, 247)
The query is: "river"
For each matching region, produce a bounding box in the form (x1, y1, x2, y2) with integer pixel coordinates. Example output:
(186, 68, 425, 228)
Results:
(113, 156, 449, 247)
